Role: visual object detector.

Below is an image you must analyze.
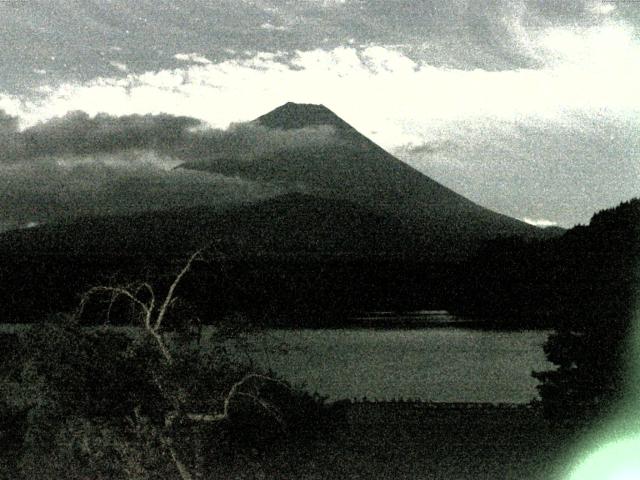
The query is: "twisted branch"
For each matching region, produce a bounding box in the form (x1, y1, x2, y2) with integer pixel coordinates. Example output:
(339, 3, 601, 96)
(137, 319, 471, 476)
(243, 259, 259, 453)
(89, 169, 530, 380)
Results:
(75, 248, 289, 480)
(154, 249, 203, 332)
(75, 250, 204, 365)
(167, 373, 290, 429)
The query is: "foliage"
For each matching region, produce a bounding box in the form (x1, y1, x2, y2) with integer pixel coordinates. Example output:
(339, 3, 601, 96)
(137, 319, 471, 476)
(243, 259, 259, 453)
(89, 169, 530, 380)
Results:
(450, 236, 558, 324)
(0, 253, 327, 479)
(456, 198, 639, 421)
(532, 199, 639, 422)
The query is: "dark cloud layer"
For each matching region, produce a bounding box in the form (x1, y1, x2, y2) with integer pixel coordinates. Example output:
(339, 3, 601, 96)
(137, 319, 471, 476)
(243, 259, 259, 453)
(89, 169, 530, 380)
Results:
(0, 109, 341, 230)
(1, 112, 200, 162)
(0, 110, 338, 164)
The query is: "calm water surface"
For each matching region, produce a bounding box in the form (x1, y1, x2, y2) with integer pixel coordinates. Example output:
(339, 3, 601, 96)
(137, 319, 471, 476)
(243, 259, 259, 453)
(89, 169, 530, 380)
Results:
(1, 318, 554, 404)
(248, 327, 553, 403)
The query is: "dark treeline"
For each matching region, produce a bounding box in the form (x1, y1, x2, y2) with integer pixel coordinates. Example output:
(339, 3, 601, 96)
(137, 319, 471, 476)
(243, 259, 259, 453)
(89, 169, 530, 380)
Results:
(0, 199, 636, 334)
(0, 253, 456, 326)
(453, 198, 639, 327)
(0, 192, 461, 326)
(186, 258, 456, 327)
(455, 198, 639, 420)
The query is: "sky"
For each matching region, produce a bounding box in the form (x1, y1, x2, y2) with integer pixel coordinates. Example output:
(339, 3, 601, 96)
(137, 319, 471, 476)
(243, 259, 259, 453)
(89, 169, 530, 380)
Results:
(0, 0, 638, 229)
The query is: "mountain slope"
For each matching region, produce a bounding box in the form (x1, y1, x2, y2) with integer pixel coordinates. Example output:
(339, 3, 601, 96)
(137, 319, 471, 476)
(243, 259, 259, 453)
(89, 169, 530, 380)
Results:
(0, 194, 451, 322)
(0, 193, 424, 258)
(0, 103, 566, 321)
(181, 102, 551, 259)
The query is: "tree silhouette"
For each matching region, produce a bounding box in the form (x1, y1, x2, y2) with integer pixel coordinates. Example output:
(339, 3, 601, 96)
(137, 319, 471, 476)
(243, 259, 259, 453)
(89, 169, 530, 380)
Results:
(455, 198, 639, 421)
(74, 249, 296, 479)
(532, 199, 639, 421)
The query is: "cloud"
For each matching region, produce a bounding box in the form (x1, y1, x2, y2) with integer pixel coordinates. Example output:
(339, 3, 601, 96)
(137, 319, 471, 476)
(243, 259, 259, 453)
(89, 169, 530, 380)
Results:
(260, 23, 287, 31)
(395, 141, 452, 156)
(7, 27, 640, 136)
(394, 115, 640, 227)
(0, 0, 637, 228)
(0, 153, 281, 231)
(174, 53, 212, 65)
(171, 122, 339, 165)
(0, 111, 201, 163)
(0, 110, 19, 132)
(0, 109, 342, 230)
(0, 109, 339, 164)
(0, 113, 338, 233)
(522, 217, 558, 227)
(2, 0, 638, 95)
(590, 3, 616, 15)
(109, 61, 128, 72)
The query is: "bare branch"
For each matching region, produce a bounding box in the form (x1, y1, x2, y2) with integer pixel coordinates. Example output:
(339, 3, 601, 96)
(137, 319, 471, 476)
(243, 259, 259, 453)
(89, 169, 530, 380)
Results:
(161, 435, 194, 480)
(223, 373, 289, 417)
(74, 247, 291, 478)
(105, 291, 117, 325)
(183, 412, 226, 423)
(154, 249, 204, 331)
(236, 392, 286, 430)
(172, 373, 290, 428)
(76, 251, 203, 364)
(76, 285, 151, 323)
(134, 282, 156, 318)
(151, 331, 174, 364)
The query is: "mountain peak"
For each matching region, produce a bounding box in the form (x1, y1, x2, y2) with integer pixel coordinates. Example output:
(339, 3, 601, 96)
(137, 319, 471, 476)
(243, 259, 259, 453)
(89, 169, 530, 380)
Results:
(255, 102, 354, 131)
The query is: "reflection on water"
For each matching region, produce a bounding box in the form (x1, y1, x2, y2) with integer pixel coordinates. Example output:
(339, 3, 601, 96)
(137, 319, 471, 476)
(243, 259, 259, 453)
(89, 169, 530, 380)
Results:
(246, 323, 553, 403)
(346, 310, 466, 327)
(0, 316, 553, 404)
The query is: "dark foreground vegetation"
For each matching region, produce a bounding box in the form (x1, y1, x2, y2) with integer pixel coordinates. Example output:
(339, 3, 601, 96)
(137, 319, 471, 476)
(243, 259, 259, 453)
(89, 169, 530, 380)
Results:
(260, 401, 579, 480)
(1, 369, 579, 480)
(0, 321, 328, 479)
(0, 252, 331, 479)
(0, 198, 637, 478)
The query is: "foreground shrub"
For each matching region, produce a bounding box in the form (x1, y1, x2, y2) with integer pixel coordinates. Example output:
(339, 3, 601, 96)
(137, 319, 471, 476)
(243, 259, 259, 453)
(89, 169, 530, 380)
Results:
(2, 320, 327, 479)
(1, 251, 328, 479)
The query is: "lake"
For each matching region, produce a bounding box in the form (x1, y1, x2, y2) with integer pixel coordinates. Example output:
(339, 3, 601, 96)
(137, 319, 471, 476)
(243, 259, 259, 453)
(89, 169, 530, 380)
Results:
(247, 324, 553, 404)
(1, 315, 554, 404)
